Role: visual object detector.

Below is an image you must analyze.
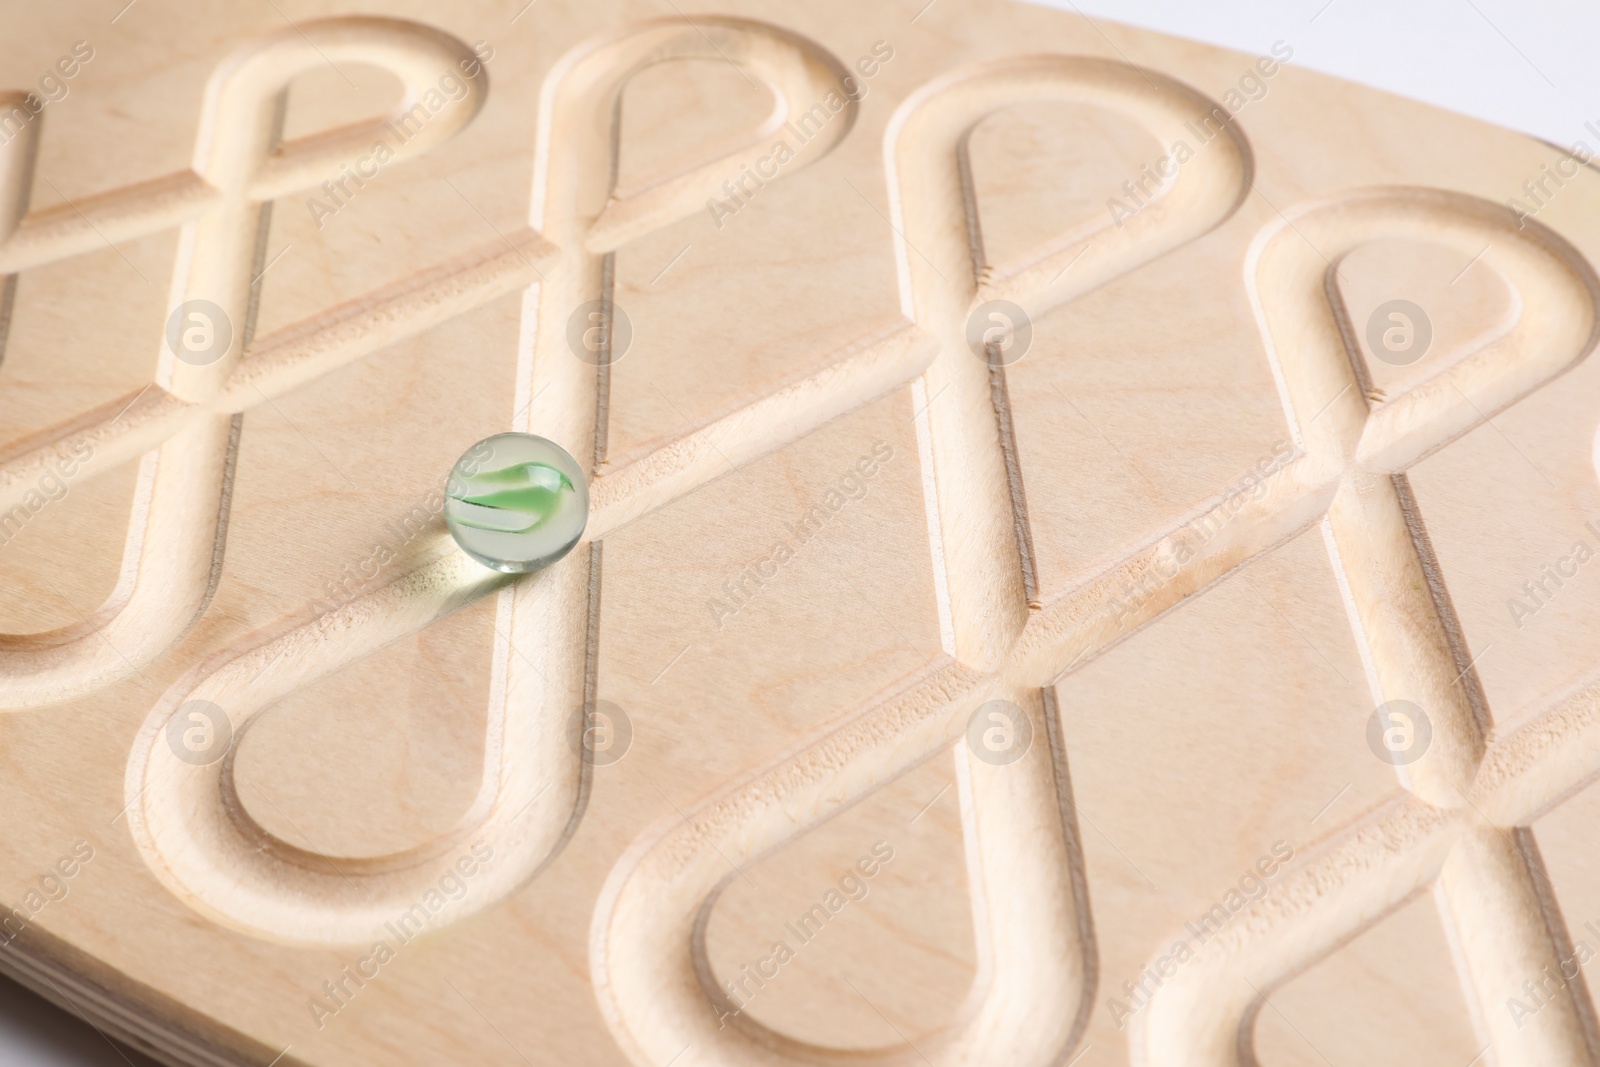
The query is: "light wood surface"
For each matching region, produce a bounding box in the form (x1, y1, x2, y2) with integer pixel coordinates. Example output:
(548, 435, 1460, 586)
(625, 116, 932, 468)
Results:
(2, 2, 1600, 1065)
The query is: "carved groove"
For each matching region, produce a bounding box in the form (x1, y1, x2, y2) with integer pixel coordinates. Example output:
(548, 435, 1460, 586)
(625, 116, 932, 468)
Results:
(123, 16, 884, 946)
(591, 54, 1252, 1067)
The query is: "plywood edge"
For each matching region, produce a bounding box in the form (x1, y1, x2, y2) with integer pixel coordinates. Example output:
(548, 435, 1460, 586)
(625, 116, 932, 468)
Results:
(0, 923, 283, 1067)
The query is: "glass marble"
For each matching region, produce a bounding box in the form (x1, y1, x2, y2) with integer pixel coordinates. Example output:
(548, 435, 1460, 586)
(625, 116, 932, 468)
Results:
(444, 432, 589, 573)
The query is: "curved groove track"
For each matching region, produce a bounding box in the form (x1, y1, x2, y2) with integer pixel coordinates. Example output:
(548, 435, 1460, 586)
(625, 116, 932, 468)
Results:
(1126, 193, 1600, 1066)
(123, 18, 923, 946)
(0, 18, 493, 708)
(589, 56, 1249, 1067)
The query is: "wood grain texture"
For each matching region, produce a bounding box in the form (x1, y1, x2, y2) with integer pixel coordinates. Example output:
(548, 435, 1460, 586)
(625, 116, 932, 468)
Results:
(1, 2, 1599, 1066)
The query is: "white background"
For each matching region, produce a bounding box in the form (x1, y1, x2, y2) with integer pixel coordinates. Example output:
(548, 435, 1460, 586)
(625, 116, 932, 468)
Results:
(1036, 0, 1600, 149)
(1, 1, 1596, 1064)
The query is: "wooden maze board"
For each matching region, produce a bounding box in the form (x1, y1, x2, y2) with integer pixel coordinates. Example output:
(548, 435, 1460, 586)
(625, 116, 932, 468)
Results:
(2, 0, 1600, 1064)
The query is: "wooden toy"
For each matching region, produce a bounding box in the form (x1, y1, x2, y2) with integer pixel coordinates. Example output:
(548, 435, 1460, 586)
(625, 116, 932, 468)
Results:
(1, 2, 1598, 1064)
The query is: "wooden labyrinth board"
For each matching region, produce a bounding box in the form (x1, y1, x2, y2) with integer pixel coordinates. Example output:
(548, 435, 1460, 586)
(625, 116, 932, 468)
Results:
(2, 1, 1600, 1065)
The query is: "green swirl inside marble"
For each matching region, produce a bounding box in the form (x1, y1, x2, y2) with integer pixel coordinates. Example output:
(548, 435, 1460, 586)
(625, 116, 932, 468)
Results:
(446, 460, 574, 534)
